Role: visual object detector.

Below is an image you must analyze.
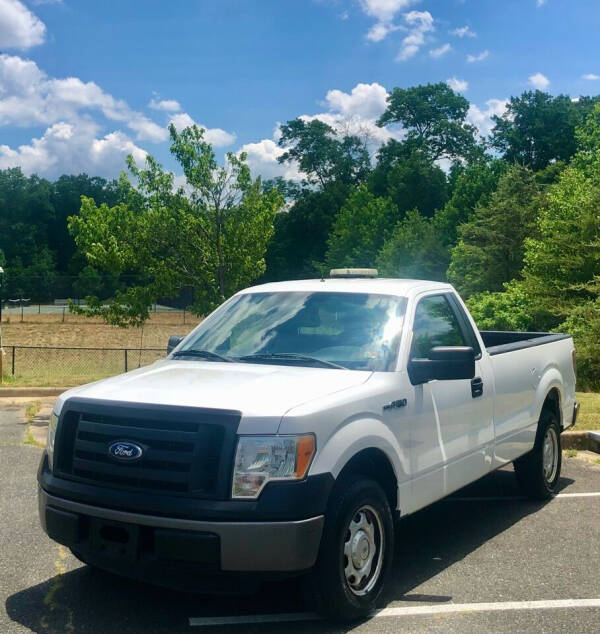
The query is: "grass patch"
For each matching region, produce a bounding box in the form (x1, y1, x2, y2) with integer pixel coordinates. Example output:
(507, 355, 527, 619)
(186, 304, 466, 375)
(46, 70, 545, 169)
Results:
(564, 448, 578, 458)
(23, 425, 44, 448)
(23, 400, 44, 448)
(24, 400, 41, 422)
(574, 392, 600, 431)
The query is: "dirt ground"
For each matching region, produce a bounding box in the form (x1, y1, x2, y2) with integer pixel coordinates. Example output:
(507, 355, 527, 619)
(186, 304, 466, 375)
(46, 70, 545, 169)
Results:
(1, 313, 201, 348)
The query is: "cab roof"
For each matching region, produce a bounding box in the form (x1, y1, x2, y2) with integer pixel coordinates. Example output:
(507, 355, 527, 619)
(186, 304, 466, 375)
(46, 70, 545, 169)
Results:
(239, 278, 453, 298)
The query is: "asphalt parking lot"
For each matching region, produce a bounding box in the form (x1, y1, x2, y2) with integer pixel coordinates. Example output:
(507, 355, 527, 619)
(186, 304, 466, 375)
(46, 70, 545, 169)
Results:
(1, 401, 599, 634)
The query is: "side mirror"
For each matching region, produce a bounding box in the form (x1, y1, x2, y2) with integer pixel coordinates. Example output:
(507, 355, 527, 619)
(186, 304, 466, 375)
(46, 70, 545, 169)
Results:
(408, 346, 475, 385)
(167, 335, 184, 355)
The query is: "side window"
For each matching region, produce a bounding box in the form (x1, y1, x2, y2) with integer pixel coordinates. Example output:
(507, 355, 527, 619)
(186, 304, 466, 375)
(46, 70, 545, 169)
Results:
(411, 295, 467, 359)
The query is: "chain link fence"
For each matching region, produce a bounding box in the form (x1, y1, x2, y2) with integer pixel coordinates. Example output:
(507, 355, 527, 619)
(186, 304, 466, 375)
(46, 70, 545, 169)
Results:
(0, 305, 195, 326)
(1, 346, 165, 386)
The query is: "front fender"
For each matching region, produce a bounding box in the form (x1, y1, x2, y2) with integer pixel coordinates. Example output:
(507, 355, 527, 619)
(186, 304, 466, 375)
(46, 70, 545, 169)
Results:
(309, 417, 409, 486)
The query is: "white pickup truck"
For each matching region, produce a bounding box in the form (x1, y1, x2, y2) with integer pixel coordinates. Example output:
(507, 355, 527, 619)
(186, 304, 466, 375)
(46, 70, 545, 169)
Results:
(38, 271, 578, 621)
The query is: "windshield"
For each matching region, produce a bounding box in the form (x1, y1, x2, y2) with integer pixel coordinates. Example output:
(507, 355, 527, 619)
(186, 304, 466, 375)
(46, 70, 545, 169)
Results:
(177, 291, 407, 371)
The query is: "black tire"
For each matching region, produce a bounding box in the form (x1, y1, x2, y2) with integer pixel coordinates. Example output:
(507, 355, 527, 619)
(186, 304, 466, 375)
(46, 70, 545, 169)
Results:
(302, 475, 394, 622)
(514, 408, 562, 499)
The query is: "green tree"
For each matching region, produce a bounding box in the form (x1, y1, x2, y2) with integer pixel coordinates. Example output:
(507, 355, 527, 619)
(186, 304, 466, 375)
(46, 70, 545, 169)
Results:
(69, 124, 282, 325)
(448, 165, 543, 297)
(377, 209, 449, 281)
(559, 296, 600, 390)
(520, 131, 600, 324)
(49, 174, 119, 273)
(490, 91, 599, 170)
(325, 186, 397, 269)
(466, 281, 537, 331)
(435, 159, 508, 245)
(377, 83, 479, 162)
(278, 118, 371, 188)
(369, 147, 448, 218)
(263, 183, 350, 281)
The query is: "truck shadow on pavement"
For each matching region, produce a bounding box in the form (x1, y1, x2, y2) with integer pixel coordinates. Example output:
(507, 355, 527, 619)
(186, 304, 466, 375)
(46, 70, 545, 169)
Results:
(6, 468, 575, 634)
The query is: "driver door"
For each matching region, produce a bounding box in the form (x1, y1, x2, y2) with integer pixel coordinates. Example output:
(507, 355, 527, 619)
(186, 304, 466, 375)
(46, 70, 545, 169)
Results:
(409, 292, 494, 506)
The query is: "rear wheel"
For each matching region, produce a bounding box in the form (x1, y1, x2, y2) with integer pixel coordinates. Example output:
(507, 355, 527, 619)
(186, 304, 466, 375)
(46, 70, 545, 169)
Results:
(514, 409, 561, 499)
(302, 476, 394, 622)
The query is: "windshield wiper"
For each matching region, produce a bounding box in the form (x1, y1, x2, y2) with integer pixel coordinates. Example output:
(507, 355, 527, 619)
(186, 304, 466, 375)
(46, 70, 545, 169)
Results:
(237, 353, 347, 370)
(172, 349, 232, 363)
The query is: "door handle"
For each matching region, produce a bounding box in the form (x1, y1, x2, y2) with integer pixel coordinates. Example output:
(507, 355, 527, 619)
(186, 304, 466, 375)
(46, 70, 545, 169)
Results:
(471, 377, 483, 398)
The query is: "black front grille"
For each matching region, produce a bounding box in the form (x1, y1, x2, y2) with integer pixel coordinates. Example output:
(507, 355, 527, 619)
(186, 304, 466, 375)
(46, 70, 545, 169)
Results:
(55, 398, 240, 499)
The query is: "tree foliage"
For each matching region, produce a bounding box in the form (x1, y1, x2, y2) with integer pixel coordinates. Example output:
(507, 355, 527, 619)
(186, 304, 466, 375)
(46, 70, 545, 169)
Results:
(377, 209, 449, 281)
(278, 118, 371, 188)
(68, 125, 282, 325)
(448, 165, 543, 297)
(490, 91, 599, 170)
(326, 186, 397, 269)
(369, 146, 448, 218)
(377, 83, 479, 162)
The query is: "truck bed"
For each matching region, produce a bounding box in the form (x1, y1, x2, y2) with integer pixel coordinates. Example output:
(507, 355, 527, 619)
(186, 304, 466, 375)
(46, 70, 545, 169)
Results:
(480, 331, 572, 356)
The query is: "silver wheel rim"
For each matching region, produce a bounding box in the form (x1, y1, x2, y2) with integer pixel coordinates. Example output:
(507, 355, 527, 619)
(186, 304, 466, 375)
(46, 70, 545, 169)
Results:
(343, 505, 384, 596)
(542, 426, 559, 484)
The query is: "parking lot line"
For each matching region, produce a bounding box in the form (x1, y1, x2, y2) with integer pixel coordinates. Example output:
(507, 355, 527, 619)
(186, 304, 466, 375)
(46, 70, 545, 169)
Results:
(189, 612, 320, 626)
(446, 492, 600, 502)
(189, 598, 600, 626)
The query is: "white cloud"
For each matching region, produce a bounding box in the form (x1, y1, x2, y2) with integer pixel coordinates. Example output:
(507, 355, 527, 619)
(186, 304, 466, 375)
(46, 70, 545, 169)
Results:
(468, 98, 508, 138)
(446, 77, 468, 92)
(0, 0, 46, 49)
(360, 0, 421, 43)
(451, 26, 476, 38)
(397, 10, 434, 61)
(359, 0, 420, 23)
(324, 82, 388, 119)
(169, 112, 236, 147)
(467, 50, 489, 63)
(0, 54, 167, 141)
(366, 21, 401, 42)
(149, 98, 181, 112)
(536, 0, 547, 6)
(0, 53, 236, 177)
(429, 43, 451, 58)
(238, 138, 301, 181)
(529, 72, 550, 90)
(0, 120, 148, 178)
(583, 73, 600, 81)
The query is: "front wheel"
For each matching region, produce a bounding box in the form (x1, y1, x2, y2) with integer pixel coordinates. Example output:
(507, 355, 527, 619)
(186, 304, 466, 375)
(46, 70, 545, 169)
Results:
(514, 410, 562, 499)
(302, 476, 394, 622)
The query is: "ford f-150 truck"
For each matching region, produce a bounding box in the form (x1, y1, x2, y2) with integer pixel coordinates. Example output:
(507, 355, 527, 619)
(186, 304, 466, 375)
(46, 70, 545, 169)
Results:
(38, 271, 578, 621)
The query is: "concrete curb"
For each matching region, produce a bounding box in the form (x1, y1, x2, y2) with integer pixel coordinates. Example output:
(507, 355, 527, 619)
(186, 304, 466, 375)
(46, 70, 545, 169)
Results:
(0, 387, 69, 397)
(562, 430, 600, 453)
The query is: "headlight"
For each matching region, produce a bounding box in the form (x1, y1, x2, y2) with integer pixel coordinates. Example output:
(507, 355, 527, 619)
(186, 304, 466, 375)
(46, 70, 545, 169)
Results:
(47, 412, 58, 470)
(232, 435, 316, 499)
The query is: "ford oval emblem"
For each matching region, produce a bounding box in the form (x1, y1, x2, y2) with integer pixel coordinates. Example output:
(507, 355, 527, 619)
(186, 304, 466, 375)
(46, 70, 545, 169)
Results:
(108, 441, 143, 461)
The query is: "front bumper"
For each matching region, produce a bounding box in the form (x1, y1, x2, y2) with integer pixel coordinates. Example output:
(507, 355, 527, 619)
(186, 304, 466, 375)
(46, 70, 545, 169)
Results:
(39, 486, 324, 576)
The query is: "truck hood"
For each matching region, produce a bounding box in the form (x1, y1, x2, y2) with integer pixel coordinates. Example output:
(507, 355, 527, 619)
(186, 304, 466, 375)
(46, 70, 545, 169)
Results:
(56, 360, 372, 433)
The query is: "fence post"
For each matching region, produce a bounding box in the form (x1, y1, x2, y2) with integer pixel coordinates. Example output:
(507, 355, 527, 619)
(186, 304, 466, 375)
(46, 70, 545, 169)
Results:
(62, 307, 65, 323)
(11, 346, 15, 376)
(38, 303, 41, 314)
(21, 304, 24, 323)
(124, 349, 128, 372)
(183, 308, 186, 325)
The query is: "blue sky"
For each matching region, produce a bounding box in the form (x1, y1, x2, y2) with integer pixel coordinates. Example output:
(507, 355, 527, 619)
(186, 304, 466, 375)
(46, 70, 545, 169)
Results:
(1, 0, 599, 180)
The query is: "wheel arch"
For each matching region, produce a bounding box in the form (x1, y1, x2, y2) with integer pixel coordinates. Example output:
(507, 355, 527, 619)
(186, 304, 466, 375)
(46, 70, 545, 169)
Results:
(533, 368, 564, 430)
(335, 447, 399, 512)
